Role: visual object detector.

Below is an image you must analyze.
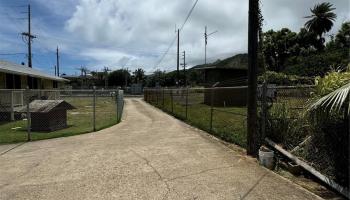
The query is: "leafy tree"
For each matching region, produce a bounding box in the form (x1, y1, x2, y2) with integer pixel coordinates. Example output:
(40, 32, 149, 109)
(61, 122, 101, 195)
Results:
(263, 28, 298, 72)
(132, 68, 146, 84)
(145, 70, 165, 87)
(187, 69, 204, 86)
(284, 49, 349, 77)
(335, 21, 350, 48)
(264, 21, 349, 77)
(305, 2, 337, 49)
(108, 69, 131, 87)
(296, 28, 322, 53)
(145, 70, 179, 87)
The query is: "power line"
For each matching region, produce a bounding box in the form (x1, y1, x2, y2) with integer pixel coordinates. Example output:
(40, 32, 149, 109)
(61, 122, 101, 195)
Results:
(153, 36, 177, 69)
(1, 3, 56, 72)
(179, 0, 199, 31)
(0, 53, 26, 55)
(0, 7, 26, 34)
(153, 0, 199, 71)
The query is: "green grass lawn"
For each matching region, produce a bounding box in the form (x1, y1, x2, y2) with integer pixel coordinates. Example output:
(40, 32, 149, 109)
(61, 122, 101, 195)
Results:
(149, 93, 247, 148)
(0, 96, 119, 144)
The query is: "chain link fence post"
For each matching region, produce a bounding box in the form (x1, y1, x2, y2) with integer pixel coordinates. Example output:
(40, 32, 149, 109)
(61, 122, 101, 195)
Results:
(116, 89, 124, 122)
(162, 88, 165, 108)
(93, 86, 96, 132)
(185, 87, 188, 120)
(143, 89, 149, 103)
(171, 89, 174, 114)
(156, 88, 159, 106)
(210, 88, 214, 131)
(116, 89, 119, 122)
(26, 87, 31, 141)
(10, 90, 14, 121)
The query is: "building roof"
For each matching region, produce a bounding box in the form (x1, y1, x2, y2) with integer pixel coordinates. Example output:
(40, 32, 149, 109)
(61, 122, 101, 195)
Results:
(61, 74, 94, 79)
(19, 100, 76, 113)
(0, 60, 68, 82)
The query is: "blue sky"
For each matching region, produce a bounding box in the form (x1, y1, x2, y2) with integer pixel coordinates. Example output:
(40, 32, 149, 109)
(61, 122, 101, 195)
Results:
(0, 0, 349, 76)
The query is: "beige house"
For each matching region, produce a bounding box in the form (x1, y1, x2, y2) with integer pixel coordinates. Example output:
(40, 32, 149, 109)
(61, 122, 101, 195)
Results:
(0, 60, 68, 121)
(0, 60, 67, 89)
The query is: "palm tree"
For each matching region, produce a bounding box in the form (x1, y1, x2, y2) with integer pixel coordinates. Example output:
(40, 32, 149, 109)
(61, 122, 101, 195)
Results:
(310, 82, 350, 115)
(133, 68, 145, 84)
(305, 2, 337, 42)
(77, 66, 89, 88)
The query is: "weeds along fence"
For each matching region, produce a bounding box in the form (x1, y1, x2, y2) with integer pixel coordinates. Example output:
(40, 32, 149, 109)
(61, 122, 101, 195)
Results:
(0, 88, 124, 144)
(262, 85, 349, 188)
(145, 85, 349, 189)
(144, 87, 248, 147)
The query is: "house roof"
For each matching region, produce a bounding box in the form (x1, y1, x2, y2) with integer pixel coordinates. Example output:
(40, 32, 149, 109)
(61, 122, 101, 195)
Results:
(61, 74, 95, 79)
(0, 60, 68, 82)
(19, 100, 76, 113)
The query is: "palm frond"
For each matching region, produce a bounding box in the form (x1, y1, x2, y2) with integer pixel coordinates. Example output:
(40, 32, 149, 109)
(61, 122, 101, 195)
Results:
(310, 82, 350, 114)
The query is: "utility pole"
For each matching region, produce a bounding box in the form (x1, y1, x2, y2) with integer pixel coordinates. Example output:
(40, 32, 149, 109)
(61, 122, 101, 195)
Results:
(54, 65, 57, 76)
(247, 0, 259, 156)
(204, 26, 217, 65)
(177, 29, 180, 86)
(181, 51, 187, 86)
(22, 4, 36, 68)
(56, 46, 60, 76)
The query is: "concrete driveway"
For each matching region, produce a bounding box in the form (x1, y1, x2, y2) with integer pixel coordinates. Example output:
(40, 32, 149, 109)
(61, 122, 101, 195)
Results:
(0, 98, 322, 200)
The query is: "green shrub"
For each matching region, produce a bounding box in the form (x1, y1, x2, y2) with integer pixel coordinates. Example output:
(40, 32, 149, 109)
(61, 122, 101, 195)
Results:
(314, 70, 350, 96)
(266, 103, 310, 150)
(258, 71, 314, 85)
(284, 49, 350, 77)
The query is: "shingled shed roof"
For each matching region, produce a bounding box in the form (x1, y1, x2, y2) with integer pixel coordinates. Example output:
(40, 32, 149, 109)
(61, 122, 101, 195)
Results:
(20, 100, 76, 113)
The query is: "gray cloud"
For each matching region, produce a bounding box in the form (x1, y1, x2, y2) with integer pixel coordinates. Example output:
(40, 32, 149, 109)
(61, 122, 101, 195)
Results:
(63, 0, 349, 73)
(0, 0, 349, 74)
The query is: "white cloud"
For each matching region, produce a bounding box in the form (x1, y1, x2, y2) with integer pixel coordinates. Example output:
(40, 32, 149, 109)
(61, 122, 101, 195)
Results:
(63, 0, 349, 73)
(0, 0, 349, 74)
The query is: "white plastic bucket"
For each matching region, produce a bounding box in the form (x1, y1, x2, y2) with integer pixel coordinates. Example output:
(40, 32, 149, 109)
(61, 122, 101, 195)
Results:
(259, 147, 275, 169)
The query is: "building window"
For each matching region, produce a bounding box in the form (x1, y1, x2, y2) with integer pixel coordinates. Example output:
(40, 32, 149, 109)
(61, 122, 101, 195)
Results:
(28, 76, 39, 89)
(6, 74, 14, 89)
(53, 81, 58, 88)
(5, 74, 21, 89)
(14, 75, 21, 89)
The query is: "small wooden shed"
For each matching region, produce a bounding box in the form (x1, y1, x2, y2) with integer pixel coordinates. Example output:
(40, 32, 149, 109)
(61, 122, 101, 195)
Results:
(21, 100, 75, 132)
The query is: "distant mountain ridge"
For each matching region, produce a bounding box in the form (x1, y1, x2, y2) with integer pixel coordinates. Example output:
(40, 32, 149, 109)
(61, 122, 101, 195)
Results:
(191, 53, 248, 70)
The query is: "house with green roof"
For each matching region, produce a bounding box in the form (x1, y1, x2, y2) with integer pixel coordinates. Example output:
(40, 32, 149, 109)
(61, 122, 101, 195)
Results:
(194, 53, 248, 87)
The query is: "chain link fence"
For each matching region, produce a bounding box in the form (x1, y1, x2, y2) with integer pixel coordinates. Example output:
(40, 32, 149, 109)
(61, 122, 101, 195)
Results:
(145, 85, 349, 190)
(261, 85, 349, 189)
(0, 88, 124, 144)
(145, 87, 247, 147)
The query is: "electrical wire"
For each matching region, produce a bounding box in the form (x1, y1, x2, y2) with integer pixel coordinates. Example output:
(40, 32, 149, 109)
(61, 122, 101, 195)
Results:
(0, 53, 26, 55)
(153, 0, 199, 71)
(179, 0, 199, 31)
